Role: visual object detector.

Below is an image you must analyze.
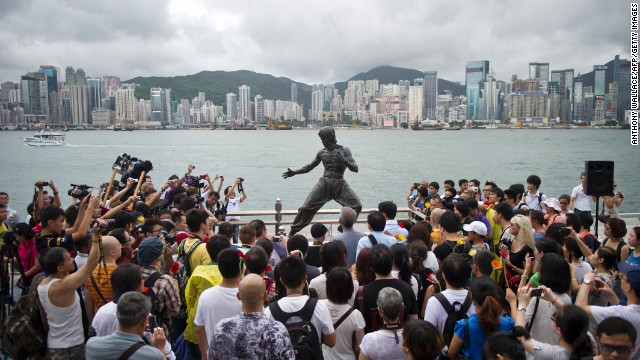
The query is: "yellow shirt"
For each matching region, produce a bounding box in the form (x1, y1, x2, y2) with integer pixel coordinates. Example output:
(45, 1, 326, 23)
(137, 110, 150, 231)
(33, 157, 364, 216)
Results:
(183, 264, 222, 343)
(181, 237, 211, 272)
(485, 205, 503, 246)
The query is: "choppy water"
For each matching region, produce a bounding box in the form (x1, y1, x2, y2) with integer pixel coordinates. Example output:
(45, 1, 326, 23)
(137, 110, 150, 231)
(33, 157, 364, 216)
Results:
(1, 128, 638, 220)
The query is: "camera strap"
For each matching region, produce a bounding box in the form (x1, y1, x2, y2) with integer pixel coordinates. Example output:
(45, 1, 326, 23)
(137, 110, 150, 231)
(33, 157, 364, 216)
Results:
(89, 273, 108, 304)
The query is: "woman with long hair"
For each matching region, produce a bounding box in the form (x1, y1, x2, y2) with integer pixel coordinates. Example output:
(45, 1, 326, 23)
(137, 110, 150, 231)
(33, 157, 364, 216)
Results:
(310, 242, 356, 303)
(529, 210, 546, 241)
(390, 244, 418, 298)
(407, 222, 438, 272)
(500, 215, 535, 289)
(409, 241, 439, 318)
(13, 222, 41, 286)
(448, 277, 515, 360)
(508, 284, 594, 360)
(351, 247, 375, 286)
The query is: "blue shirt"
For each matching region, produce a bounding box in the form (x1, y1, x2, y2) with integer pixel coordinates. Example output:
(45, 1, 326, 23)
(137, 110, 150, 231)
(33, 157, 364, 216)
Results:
(356, 231, 399, 259)
(454, 314, 515, 360)
(472, 213, 492, 237)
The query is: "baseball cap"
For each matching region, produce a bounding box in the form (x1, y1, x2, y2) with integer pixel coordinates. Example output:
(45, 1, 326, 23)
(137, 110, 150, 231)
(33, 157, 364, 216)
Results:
(137, 236, 164, 266)
(617, 262, 640, 293)
(310, 223, 328, 238)
(462, 221, 488, 236)
(542, 198, 562, 212)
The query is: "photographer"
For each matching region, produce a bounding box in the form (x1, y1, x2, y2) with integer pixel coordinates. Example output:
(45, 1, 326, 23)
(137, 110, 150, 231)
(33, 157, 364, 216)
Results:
(406, 180, 427, 204)
(13, 222, 42, 285)
(35, 195, 99, 253)
(602, 181, 624, 220)
(31, 180, 61, 225)
(224, 178, 248, 241)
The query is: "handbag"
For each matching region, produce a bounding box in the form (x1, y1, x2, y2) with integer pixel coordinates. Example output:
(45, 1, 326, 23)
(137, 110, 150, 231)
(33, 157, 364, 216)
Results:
(598, 201, 611, 223)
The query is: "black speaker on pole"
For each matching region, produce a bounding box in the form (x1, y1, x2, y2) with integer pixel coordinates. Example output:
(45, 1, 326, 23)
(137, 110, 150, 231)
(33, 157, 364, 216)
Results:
(585, 161, 615, 197)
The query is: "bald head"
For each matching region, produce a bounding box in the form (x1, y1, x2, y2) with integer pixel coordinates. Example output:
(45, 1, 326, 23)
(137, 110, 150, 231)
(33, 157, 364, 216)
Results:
(102, 236, 122, 262)
(238, 274, 265, 309)
(430, 208, 445, 225)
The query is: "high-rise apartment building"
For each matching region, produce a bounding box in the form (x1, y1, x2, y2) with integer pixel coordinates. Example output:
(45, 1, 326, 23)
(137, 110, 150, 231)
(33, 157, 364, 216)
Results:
(408, 84, 423, 126)
(550, 69, 574, 123)
(150, 87, 169, 124)
(465, 60, 489, 120)
(70, 85, 89, 124)
(87, 78, 102, 112)
(528, 62, 549, 93)
(612, 55, 630, 121)
(593, 65, 606, 96)
(254, 95, 264, 123)
(38, 66, 59, 97)
(239, 85, 250, 120)
(115, 88, 137, 122)
(311, 90, 323, 121)
(423, 71, 438, 120)
(226, 93, 237, 119)
(573, 77, 583, 122)
(65, 66, 76, 85)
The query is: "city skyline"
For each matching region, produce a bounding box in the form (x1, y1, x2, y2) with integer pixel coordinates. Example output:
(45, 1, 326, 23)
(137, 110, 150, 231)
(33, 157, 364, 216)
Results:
(0, 0, 629, 85)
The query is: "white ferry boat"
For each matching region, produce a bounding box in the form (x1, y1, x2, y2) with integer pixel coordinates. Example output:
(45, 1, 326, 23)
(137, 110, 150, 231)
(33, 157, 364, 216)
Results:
(23, 128, 67, 146)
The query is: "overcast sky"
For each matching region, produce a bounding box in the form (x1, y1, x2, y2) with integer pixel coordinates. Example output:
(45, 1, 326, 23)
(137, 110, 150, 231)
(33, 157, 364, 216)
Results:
(0, 0, 630, 85)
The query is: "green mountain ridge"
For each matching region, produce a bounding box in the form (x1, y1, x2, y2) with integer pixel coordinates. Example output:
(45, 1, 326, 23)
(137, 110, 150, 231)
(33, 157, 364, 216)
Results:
(126, 66, 466, 112)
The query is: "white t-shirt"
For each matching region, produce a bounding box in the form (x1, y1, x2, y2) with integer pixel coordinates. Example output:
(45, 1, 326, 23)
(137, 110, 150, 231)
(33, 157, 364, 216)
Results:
(526, 292, 572, 345)
(194, 286, 242, 345)
(391, 270, 419, 299)
(321, 301, 365, 360)
(573, 261, 593, 284)
(571, 185, 592, 211)
(264, 295, 335, 343)
(423, 251, 439, 273)
(424, 289, 476, 334)
(359, 330, 407, 360)
(225, 197, 241, 220)
(309, 273, 359, 307)
(591, 304, 640, 358)
(91, 301, 175, 360)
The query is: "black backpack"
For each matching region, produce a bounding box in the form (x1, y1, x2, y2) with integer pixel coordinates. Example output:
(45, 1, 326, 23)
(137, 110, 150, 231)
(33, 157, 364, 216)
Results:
(269, 298, 324, 360)
(433, 292, 472, 346)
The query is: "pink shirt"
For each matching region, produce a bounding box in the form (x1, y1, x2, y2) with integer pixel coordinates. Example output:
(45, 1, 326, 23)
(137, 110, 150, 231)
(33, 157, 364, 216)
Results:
(18, 238, 39, 281)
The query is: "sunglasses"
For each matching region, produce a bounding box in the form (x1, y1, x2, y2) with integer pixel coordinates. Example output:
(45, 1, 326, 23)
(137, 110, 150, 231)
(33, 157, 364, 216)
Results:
(601, 343, 632, 355)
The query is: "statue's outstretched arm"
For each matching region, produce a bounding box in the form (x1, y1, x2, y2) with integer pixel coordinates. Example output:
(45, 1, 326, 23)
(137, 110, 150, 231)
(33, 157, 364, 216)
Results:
(283, 153, 321, 179)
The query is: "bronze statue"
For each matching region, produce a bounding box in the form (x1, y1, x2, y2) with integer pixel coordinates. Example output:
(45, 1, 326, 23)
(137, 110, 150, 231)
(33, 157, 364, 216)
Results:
(283, 127, 362, 236)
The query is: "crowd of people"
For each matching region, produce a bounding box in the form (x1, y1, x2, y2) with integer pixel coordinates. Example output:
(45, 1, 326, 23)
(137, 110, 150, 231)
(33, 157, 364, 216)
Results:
(0, 166, 637, 360)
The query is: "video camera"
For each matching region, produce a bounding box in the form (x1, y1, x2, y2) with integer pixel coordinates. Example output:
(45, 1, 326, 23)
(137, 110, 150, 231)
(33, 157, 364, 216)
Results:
(68, 184, 93, 199)
(114, 153, 153, 186)
(1, 230, 16, 246)
(214, 201, 227, 217)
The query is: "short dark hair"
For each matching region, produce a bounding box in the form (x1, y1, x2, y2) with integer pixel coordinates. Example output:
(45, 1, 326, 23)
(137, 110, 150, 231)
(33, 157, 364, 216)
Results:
(526, 175, 541, 189)
(134, 202, 151, 217)
(428, 182, 440, 190)
(40, 205, 65, 229)
(484, 181, 497, 190)
(250, 219, 266, 236)
(564, 237, 584, 260)
(493, 202, 513, 221)
(458, 179, 468, 187)
(539, 253, 570, 293)
(564, 213, 581, 233)
(142, 218, 163, 235)
(403, 320, 444, 360)
(454, 202, 470, 218)
(378, 201, 398, 220)
(483, 332, 526, 360)
(367, 211, 386, 232)
(64, 205, 79, 227)
(319, 242, 345, 274)
(469, 179, 480, 186)
(596, 316, 637, 342)
(444, 180, 455, 187)
(473, 250, 495, 276)
(218, 221, 234, 238)
(255, 238, 273, 257)
(545, 222, 569, 245)
(490, 187, 504, 201)
(287, 234, 309, 255)
(114, 210, 134, 229)
(206, 235, 231, 262)
(111, 263, 142, 301)
(370, 244, 393, 276)
(607, 218, 628, 238)
(179, 197, 197, 212)
(39, 247, 67, 274)
(279, 256, 307, 288)
(535, 237, 564, 257)
(504, 188, 518, 202)
(529, 209, 544, 226)
(464, 198, 479, 210)
(171, 212, 185, 224)
(578, 212, 594, 230)
(245, 246, 268, 275)
(186, 209, 209, 233)
(441, 253, 471, 288)
(326, 267, 353, 304)
(217, 248, 240, 279)
(439, 211, 461, 233)
(596, 247, 618, 271)
(509, 183, 525, 196)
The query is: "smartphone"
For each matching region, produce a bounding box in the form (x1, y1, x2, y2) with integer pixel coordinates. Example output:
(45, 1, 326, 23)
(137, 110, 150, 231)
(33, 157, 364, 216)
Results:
(530, 288, 543, 297)
(148, 315, 158, 330)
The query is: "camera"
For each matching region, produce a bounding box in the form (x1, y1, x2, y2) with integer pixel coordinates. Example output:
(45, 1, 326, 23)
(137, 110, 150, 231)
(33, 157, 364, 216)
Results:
(199, 175, 208, 179)
(277, 226, 286, 236)
(530, 288, 543, 297)
(500, 237, 513, 249)
(618, 192, 624, 199)
(413, 182, 420, 189)
(35, 181, 50, 187)
(214, 201, 227, 217)
(68, 184, 93, 199)
(559, 227, 571, 237)
(1, 230, 16, 246)
(272, 236, 281, 243)
(91, 219, 115, 229)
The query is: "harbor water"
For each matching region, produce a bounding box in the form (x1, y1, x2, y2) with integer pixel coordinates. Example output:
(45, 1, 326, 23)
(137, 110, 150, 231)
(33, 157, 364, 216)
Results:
(1, 128, 638, 221)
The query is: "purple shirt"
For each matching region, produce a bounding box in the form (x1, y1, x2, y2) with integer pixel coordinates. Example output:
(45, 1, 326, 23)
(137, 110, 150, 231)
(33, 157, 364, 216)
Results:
(473, 213, 492, 236)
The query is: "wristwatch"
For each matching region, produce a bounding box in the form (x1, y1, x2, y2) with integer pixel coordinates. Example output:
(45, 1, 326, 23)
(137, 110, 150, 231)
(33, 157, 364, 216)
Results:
(517, 306, 526, 312)
(583, 278, 593, 286)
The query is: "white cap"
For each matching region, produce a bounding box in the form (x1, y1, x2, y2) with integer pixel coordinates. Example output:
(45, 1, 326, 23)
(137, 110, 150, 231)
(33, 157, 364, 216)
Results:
(462, 221, 488, 236)
(542, 198, 562, 212)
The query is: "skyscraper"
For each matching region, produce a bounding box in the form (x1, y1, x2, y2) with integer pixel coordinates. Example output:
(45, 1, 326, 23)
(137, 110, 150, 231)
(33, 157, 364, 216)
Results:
(529, 63, 550, 93)
(423, 71, 438, 120)
(75, 69, 87, 86)
(291, 83, 297, 103)
(226, 93, 237, 119)
(239, 85, 250, 120)
(87, 78, 102, 112)
(65, 66, 76, 86)
(254, 95, 264, 123)
(70, 85, 89, 124)
(612, 55, 631, 121)
(311, 89, 323, 121)
(593, 65, 606, 96)
(573, 77, 583, 122)
(21, 72, 49, 123)
(115, 88, 137, 122)
(38, 66, 59, 97)
(465, 60, 489, 120)
(150, 88, 168, 124)
(550, 69, 574, 123)
(408, 83, 423, 126)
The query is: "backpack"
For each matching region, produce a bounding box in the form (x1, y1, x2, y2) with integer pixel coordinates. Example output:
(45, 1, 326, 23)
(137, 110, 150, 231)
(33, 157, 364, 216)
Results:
(174, 239, 204, 308)
(144, 271, 164, 316)
(520, 192, 544, 209)
(3, 280, 48, 359)
(269, 298, 324, 360)
(433, 292, 472, 346)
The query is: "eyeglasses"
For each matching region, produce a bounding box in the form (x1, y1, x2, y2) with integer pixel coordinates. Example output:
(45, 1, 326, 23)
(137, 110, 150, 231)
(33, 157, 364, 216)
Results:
(151, 229, 163, 235)
(600, 343, 632, 355)
(483, 189, 491, 192)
